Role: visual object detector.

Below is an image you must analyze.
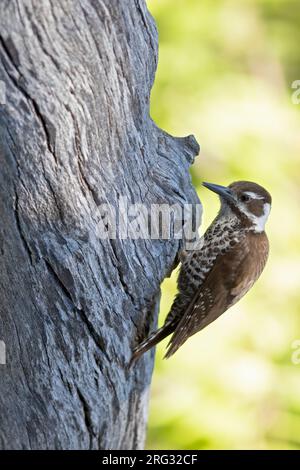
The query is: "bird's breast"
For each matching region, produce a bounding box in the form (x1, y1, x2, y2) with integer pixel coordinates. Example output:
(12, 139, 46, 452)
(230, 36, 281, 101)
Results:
(228, 230, 269, 307)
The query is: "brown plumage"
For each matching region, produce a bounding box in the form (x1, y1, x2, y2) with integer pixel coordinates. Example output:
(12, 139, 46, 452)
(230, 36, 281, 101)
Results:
(131, 181, 271, 363)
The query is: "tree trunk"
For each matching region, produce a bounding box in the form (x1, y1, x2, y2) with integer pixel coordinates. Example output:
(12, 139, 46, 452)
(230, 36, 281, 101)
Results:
(0, 0, 200, 449)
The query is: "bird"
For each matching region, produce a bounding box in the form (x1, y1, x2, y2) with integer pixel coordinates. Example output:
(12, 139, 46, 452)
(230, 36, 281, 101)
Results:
(131, 180, 271, 363)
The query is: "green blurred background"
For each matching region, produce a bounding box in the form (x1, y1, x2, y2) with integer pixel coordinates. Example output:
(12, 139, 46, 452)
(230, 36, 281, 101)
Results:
(146, 0, 300, 450)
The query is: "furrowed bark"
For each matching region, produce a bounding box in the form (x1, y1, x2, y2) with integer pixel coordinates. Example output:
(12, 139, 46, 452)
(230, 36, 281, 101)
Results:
(0, 0, 200, 449)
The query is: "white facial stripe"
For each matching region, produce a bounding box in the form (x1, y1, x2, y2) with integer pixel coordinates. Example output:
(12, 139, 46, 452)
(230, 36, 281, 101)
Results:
(255, 203, 271, 231)
(244, 191, 264, 200)
(243, 203, 271, 232)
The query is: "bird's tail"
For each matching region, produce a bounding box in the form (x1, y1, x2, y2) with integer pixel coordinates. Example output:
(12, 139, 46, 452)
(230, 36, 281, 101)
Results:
(129, 322, 175, 367)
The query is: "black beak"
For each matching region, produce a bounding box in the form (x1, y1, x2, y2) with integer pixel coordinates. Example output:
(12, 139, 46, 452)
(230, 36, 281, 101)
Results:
(202, 182, 235, 203)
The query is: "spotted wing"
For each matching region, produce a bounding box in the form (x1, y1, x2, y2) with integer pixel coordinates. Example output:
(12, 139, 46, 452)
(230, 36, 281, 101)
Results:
(164, 220, 241, 326)
(177, 220, 240, 292)
(165, 234, 268, 358)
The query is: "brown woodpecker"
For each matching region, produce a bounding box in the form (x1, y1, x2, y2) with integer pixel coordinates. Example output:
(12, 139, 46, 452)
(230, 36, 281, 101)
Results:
(131, 181, 271, 362)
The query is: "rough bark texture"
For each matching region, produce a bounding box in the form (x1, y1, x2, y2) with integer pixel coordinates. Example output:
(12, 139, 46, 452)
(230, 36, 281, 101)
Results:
(0, 0, 200, 449)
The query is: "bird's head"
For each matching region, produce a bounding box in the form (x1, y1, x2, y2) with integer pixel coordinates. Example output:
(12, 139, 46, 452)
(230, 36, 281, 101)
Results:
(202, 181, 272, 233)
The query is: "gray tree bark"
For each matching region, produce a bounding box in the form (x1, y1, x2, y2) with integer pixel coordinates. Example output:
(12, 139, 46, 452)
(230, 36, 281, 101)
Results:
(0, 0, 200, 450)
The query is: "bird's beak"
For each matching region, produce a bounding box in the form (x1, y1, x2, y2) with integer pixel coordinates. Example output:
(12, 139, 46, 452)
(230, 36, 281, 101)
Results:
(202, 182, 235, 203)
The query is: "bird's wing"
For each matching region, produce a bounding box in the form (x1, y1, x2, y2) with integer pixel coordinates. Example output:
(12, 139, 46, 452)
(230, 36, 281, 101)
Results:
(165, 236, 258, 358)
(176, 219, 242, 295)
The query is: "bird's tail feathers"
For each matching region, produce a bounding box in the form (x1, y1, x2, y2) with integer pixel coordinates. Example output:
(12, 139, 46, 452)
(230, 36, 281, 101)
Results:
(129, 322, 175, 367)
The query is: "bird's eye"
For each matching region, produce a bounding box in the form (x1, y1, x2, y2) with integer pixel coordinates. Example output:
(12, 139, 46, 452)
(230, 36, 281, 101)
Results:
(240, 194, 251, 203)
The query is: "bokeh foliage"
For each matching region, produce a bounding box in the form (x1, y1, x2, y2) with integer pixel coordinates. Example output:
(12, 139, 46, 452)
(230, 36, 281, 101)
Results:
(146, 0, 300, 450)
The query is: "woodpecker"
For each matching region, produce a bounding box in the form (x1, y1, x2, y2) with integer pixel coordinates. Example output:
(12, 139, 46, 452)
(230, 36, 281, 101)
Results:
(131, 181, 271, 363)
